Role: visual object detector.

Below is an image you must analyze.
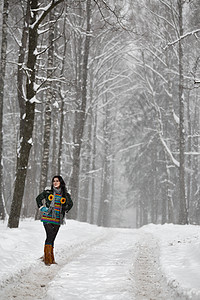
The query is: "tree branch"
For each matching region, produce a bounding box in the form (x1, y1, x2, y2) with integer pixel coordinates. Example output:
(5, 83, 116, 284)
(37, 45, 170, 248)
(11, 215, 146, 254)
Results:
(31, 0, 64, 30)
(164, 28, 200, 50)
(93, 0, 128, 31)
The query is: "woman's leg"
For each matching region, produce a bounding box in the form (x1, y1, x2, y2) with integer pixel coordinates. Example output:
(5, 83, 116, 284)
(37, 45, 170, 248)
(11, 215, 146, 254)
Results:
(43, 223, 60, 264)
(43, 223, 60, 245)
(51, 224, 60, 247)
(51, 225, 60, 263)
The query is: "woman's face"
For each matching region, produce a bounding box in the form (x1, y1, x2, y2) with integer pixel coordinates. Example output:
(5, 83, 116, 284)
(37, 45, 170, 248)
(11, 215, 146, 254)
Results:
(53, 177, 61, 189)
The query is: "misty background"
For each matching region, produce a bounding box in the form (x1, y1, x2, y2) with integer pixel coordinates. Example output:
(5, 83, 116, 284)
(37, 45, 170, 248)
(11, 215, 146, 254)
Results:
(0, 0, 200, 229)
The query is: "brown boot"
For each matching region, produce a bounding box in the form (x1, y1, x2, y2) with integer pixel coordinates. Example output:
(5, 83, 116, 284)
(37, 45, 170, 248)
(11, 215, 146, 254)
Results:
(44, 244, 53, 265)
(51, 246, 57, 264)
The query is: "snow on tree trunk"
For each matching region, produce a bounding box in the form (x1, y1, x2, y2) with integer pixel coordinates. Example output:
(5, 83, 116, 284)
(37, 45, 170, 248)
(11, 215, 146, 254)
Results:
(178, 0, 188, 225)
(8, 0, 64, 228)
(97, 92, 111, 227)
(17, 2, 30, 132)
(57, 12, 67, 176)
(39, 10, 55, 192)
(79, 110, 92, 222)
(90, 105, 97, 224)
(69, 0, 92, 220)
(0, 0, 9, 220)
(8, 0, 38, 228)
(57, 96, 64, 176)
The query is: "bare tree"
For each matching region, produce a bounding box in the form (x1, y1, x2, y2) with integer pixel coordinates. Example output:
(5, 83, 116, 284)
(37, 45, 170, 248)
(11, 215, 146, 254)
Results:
(69, 0, 92, 219)
(8, 0, 64, 228)
(39, 9, 55, 192)
(0, 0, 9, 220)
(177, 0, 188, 224)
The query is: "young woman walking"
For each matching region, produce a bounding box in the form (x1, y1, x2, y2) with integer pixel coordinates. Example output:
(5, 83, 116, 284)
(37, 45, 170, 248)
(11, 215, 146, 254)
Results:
(36, 175, 73, 265)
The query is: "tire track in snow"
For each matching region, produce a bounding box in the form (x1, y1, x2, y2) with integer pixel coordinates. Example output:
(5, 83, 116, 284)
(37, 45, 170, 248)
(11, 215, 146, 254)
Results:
(134, 232, 175, 300)
(0, 229, 113, 300)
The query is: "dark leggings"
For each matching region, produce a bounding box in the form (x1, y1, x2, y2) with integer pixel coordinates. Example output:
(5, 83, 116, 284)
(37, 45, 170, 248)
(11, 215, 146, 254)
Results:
(43, 223, 60, 247)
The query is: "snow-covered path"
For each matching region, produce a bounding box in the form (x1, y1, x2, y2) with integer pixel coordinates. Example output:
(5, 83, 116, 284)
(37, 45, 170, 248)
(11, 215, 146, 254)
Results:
(46, 229, 138, 300)
(0, 227, 139, 300)
(0, 223, 111, 300)
(1, 220, 200, 300)
(0, 220, 175, 300)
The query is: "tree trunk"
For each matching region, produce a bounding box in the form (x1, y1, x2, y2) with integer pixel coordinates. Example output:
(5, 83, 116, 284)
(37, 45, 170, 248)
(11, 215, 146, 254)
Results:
(51, 108, 59, 175)
(90, 106, 97, 224)
(57, 96, 64, 175)
(69, 0, 92, 219)
(17, 2, 30, 131)
(97, 166, 105, 226)
(102, 103, 111, 227)
(8, 0, 38, 228)
(0, 0, 9, 220)
(186, 92, 192, 220)
(17, 1, 31, 219)
(80, 111, 92, 222)
(57, 12, 67, 175)
(8, 0, 64, 228)
(39, 10, 55, 191)
(178, 0, 188, 224)
(97, 94, 111, 227)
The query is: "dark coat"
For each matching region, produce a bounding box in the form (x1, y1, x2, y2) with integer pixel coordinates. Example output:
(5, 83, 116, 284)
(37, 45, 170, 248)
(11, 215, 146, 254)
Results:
(36, 188, 73, 218)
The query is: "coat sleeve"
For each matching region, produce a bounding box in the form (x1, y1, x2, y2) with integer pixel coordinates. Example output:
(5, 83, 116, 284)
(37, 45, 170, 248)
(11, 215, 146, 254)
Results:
(65, 192, 73, 213)
(36, 191, 46, 208)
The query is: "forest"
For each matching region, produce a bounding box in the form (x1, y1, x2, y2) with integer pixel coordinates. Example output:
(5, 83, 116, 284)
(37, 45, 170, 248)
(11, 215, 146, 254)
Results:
(0, 0, 200, 229)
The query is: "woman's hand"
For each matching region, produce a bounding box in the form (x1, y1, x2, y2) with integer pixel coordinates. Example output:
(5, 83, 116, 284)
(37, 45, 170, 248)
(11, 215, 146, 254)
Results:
(39, 206, 48, 212)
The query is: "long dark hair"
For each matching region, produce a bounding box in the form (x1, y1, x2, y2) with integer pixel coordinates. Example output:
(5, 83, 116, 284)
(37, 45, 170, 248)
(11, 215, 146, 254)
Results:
(51, 175, 67, 198)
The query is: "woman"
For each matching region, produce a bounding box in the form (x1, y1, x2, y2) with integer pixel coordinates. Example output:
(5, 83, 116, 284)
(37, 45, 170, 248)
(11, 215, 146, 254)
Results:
(36, 175, 73, 265)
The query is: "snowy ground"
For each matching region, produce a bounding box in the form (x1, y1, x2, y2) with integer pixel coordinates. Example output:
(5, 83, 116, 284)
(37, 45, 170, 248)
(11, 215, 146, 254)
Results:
(0, 219, 200, 299)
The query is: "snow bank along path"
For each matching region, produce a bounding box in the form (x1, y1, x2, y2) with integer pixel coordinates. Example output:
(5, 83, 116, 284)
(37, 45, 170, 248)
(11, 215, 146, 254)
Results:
(142, 224, 200, 300)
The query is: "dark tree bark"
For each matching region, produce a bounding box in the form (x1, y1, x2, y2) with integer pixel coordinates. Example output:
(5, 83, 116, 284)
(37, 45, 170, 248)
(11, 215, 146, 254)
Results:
(8, 0, 38, 228)
(8, 0, 64, 228)
(0, 0, 9, 220)
(17, 2, 30, 132)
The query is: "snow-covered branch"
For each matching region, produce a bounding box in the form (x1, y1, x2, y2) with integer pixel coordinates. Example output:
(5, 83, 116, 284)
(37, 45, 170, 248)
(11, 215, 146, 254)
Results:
(164, 29, 200, 50)
(159, 135, 180, 168)
(119, 143, 143, 153)
(30, 0, 64, 30)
